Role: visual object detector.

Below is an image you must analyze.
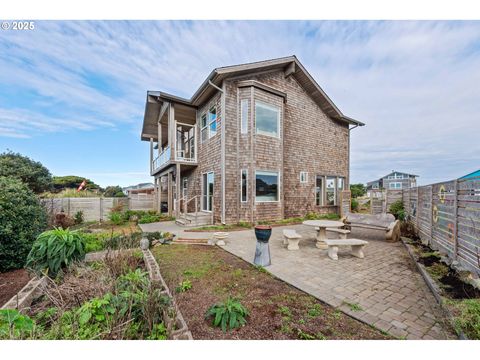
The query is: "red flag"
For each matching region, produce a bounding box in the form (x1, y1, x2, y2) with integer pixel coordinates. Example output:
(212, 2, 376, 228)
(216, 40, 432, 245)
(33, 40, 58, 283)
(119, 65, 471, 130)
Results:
(77, 180, 87, 192)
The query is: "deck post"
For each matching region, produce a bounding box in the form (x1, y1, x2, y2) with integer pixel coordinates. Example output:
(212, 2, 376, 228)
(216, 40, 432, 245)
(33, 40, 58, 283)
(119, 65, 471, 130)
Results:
(175, 163, 181, 218)
(167, 172, 172, 217)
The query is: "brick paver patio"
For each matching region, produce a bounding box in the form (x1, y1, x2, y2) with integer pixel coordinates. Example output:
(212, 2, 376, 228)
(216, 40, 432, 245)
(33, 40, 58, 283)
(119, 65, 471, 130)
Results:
(220, 224, 456, 340)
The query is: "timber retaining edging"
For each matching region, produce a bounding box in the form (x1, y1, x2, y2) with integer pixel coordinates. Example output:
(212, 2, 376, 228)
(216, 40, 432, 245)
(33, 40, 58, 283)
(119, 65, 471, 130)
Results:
(400, 237, 466, 340)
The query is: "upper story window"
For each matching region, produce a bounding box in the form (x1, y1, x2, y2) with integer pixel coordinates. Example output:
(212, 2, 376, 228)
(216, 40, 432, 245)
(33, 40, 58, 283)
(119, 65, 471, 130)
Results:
(255, 101, 280, 138)
(300, 171, 308, 183)
(372, 183, 379, 189)
(389, 182, 402, 189)
(201, 114, 208, 142)
(201, 107, 218, 143)
(209, 107, 217, 136)
(241, 99, 249, 134)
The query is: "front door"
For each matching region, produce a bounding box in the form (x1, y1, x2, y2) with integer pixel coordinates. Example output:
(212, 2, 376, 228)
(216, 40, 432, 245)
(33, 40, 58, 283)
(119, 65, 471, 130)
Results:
(202, 172, 214, 212)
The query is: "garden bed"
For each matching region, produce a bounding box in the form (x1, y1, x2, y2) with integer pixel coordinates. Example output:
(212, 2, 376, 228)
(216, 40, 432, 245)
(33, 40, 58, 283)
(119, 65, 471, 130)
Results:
(0, 269, 31, 307)
(0, 248, 184, 340)
(152, 244, 392, 340)
(401, 236, 480, 339)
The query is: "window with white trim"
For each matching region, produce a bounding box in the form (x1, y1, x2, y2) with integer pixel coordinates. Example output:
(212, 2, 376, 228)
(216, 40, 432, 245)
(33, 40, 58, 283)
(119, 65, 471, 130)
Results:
(315, 176, 323, 206)
(241, 99, 248, 134)
(326, 177, 336, 205)
(300, 171, 308, 183)
(389, 182, 402, 189)
(208, 107, 217, 137)
(241, 169, 247, 202)
(255, 171, 279, 202)
(201, 114, 208, 142)
(255, 101, 280, 138)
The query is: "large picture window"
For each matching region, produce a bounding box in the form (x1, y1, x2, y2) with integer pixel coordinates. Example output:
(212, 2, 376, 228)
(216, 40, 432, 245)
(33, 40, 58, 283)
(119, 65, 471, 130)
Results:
(241, 99, 248, 134)
(255, 101, 279, 138)
(255, 171, 278, 202)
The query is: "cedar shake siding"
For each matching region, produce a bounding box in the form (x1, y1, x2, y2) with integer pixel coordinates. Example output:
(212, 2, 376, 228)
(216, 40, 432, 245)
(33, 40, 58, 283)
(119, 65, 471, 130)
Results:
(141, 56, 364, 225)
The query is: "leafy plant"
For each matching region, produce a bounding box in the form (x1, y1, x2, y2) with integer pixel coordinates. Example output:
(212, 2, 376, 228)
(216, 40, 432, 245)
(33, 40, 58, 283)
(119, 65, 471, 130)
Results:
(0, 176, 48, 272)
(297, 328, 316, 340)
(205, 297, 249, 332)
(389, 200, 406, 221)
(0, 309, 35, 339)
(147, 322, 167, 340)
(343, 301, 363, 312)
(307, 303, 323, 318)
(350, 183, 366, 198)
(109, 211, 125, 225)
(176, 279, 192, 293)
(26, 228, 86, 277)
(74, 210, 84, 225)
(76, 293, 116, 325)
(351, 198, 359, 212)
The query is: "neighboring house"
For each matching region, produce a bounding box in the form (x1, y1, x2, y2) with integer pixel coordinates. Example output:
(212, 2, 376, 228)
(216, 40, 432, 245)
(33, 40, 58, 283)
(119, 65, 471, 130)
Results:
(140, 56, 364, 225)
(459, 169, 480, 180)
(366, 171, 418, 196)
(123, 183, 155, 196)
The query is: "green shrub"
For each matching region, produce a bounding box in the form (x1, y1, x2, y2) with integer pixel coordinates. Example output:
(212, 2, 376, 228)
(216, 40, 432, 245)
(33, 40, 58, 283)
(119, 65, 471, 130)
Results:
(351, 198, 359, 212)
(389, 200, 406, 220)
(0, 176, 47, 272)
(109, 211, 125, 225)
(205, 297, 249, 332)
(81, 232, 107, 252)
(0, 151, 52, 193)
(26, 228, 86, 277)
(138, 214, 162, 224)
(74, 211, 84, 225)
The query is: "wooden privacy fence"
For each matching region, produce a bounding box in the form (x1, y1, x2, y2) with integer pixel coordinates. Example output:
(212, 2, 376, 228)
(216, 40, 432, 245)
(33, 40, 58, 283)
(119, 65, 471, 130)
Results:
(41, 195, 155, 222)
(370, 189, 403, 215)
(403, 176, 480, 276)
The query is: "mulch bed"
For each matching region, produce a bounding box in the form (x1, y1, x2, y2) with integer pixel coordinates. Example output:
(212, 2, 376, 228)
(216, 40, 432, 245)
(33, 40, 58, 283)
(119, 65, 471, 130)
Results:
(152, 245, 391, 340)
(0, 269, 31, 306)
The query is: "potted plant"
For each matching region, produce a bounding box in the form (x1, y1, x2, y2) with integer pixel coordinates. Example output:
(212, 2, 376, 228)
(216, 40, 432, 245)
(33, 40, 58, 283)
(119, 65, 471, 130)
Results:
(254, 225, 272, 243)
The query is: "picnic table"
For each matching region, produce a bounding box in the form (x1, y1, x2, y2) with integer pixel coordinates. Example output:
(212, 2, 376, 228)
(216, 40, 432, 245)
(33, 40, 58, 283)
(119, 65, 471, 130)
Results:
(302, 220, 345, 249)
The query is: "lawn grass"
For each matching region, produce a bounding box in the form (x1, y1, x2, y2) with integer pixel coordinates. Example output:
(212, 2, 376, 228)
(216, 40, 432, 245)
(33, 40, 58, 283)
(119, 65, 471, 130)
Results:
(152, 244, 391, 340)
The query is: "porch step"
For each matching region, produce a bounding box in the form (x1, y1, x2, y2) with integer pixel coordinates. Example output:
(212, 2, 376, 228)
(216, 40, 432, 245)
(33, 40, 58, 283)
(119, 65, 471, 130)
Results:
(175, 212, 212, 227)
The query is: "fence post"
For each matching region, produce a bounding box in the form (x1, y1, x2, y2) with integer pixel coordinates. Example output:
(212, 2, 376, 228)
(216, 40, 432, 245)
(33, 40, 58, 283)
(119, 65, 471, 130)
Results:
(416, 186, 420, 229)
(99, 197, 103, 222)
(453, 180, 459, 260)
(67, 197, 71, 217)
(429, 185, 433, 245)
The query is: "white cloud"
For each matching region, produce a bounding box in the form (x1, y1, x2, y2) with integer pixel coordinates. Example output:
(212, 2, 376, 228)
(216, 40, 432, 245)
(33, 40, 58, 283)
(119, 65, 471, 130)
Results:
(0, 21, 479, 184)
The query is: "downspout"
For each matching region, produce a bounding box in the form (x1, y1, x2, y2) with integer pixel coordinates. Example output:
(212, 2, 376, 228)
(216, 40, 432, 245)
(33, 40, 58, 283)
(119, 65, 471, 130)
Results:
(347, 124, 360, 189)
(208, 80, 226, 224)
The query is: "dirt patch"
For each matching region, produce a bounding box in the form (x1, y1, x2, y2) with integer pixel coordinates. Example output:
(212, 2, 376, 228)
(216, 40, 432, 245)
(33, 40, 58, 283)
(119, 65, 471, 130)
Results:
(0, 269, 31, 306)
(152, 245, 391, 340)
(439, 271, 480, 300)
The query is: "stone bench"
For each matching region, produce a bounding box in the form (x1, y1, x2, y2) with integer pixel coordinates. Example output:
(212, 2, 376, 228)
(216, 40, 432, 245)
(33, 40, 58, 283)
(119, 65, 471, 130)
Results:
(326, 228, 351, 239)
(324, 239, 368, 260)
(283, 229, 302, 250)
(344, 213, 400, 242)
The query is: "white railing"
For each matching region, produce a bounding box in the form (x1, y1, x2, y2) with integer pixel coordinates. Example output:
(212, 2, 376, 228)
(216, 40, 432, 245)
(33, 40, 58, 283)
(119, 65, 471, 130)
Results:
(175, 150, 196, 163)
(152, 146, 171, 172)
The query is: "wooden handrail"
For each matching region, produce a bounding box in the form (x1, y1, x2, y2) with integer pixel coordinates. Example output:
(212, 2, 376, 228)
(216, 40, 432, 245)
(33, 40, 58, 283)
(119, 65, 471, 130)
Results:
(178, 195, 201, 224)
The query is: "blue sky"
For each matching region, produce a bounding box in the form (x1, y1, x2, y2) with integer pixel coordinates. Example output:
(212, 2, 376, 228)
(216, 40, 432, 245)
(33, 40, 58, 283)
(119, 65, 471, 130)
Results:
(0, 20, 479, 187)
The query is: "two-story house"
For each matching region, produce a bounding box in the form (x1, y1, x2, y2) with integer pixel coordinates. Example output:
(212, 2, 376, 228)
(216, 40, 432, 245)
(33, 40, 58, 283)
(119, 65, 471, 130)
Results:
(140, 56, 364, 225)
(366, 171, 418, 197)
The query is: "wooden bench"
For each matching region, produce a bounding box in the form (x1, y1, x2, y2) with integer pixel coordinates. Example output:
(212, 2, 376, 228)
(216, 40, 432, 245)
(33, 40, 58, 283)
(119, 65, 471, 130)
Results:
(283, 229, 302, 250)
(324, 239, 368, 260)
(344, 213, 400, 242)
